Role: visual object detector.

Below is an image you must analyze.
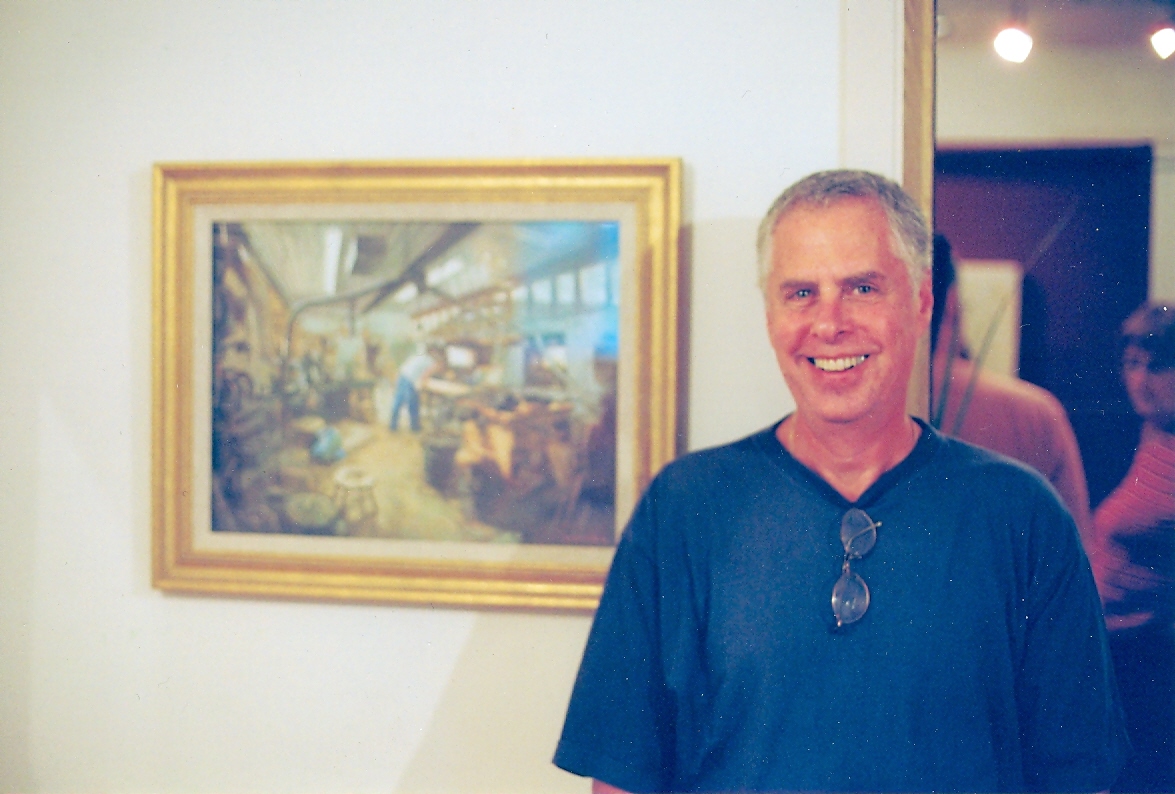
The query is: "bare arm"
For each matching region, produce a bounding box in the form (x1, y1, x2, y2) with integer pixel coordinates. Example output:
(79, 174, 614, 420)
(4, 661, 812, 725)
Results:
(592, 779, 634, 794)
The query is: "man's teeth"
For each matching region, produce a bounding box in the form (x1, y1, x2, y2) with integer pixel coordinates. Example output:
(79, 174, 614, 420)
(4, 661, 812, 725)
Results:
(811, 355, 868, 372)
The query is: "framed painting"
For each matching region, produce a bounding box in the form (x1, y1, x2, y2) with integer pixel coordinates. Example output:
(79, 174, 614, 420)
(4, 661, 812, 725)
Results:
(152, 159, 681, 611)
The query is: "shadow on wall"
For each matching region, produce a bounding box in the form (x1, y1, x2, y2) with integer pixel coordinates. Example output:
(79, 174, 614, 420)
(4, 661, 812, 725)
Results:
(685, 217, 793, 450)
(397, 219, 784, 792)
(0, 395, 36, 789)
(396, 611, 592, 793)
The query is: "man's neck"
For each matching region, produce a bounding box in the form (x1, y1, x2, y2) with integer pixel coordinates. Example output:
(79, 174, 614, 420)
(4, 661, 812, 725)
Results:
(778, 412, 920, 502)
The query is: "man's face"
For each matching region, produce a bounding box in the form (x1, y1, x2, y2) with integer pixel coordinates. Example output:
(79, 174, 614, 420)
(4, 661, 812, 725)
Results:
(1123, 345, 1175, 429)
(764, 197, 932, 428)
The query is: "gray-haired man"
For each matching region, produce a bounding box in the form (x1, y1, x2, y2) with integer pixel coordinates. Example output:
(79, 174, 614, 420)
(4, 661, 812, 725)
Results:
(554, 170, 1127, 793)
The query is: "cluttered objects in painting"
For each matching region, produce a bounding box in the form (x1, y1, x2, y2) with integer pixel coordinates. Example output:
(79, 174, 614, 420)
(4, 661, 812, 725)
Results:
(209, 219, 620, 548)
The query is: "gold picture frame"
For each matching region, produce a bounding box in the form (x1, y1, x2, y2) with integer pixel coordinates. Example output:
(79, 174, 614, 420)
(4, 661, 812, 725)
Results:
(152, 159, 681, 611)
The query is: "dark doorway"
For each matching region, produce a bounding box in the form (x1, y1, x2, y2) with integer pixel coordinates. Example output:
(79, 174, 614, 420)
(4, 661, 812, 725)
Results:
(934, 146, 1152, 507)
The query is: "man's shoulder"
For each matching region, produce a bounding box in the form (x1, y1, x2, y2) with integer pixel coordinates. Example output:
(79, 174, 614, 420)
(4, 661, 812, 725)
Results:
(970, 367, 1068, 421)
(930, 426, 1058, 492)
(619, 425, 788, 562)
(658, 425, 778, 476)
(914, 433, 1081, 565)
(645, 425, 786, 503)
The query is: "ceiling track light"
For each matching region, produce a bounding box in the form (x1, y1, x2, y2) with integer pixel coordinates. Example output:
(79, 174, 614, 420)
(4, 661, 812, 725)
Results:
(1152, 22, 1175, 59)
(994, 0, 1033, 63)
(995, 26, 1034, 62)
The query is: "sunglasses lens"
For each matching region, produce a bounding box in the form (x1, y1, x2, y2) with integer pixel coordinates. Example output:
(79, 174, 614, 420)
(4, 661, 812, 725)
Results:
(841, 508, 877, 558)
(832, 569, 870, 627)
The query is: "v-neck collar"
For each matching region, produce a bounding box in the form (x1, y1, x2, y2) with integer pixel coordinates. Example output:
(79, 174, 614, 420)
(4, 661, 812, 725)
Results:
(752, 416, 940, 510)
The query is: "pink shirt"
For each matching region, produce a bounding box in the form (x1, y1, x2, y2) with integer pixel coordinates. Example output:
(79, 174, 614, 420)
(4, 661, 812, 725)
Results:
(1092, 425, 1175, 630)
(935, 358, 1092, 542)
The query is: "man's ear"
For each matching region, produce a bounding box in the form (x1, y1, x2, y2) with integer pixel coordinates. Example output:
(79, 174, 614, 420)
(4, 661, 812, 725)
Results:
(916, 273, 935, 330)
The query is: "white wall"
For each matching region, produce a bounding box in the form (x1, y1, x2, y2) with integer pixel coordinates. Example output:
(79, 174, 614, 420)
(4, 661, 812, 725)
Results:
(0, 1, 910, 790)
(936, 43, 1175, 300)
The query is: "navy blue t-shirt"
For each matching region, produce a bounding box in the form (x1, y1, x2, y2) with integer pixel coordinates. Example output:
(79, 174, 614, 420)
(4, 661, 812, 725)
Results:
(554, 421, 1128, 792)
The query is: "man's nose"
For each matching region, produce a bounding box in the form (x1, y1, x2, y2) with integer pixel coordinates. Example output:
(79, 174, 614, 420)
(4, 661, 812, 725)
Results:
(811, 296, 849, 340)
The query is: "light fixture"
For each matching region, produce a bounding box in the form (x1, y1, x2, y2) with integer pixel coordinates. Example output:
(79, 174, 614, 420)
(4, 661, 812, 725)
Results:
(994, 0, 1032, 64)
(1152, 24, 1175, 59)
(994, 25, 1034, 62)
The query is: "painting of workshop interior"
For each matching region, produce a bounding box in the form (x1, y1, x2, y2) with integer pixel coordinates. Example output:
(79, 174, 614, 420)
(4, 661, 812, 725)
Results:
(210, 218, 620, 547)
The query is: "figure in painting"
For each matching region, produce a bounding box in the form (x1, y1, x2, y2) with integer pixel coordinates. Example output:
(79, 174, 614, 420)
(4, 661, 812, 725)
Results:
(390, 344, 441, 432)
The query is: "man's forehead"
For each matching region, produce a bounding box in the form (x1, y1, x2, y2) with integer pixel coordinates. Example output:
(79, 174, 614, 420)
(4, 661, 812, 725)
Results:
(770, 197, 894, 259)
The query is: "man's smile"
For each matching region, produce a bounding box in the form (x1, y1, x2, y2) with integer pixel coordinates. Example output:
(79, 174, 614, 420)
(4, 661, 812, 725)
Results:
(809, 354, 869, 372)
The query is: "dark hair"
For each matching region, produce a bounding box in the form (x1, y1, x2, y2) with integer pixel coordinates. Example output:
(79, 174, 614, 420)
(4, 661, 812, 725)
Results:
(930, 233, 957, 354)
(1122, 302, 1175, 371)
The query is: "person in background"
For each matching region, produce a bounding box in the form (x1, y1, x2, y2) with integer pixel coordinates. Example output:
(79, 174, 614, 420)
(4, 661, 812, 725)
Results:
(554, 170, 1127, 793)
(1093, 302, 1175, 793)
(930, 234, 1092, 541)
(390, 344, 440, 432)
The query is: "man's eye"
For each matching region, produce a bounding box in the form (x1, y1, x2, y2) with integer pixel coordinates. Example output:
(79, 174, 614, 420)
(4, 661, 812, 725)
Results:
(854, 284, 875, 295)
(788, 288, 812, 300)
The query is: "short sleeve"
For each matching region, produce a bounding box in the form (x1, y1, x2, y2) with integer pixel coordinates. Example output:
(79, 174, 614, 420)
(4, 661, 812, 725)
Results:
(554, 489, 676, 793)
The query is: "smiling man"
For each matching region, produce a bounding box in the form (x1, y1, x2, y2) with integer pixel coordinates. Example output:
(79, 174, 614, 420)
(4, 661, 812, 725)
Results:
(763, 186, 930, 503)
(553, 170, 1128, 793)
